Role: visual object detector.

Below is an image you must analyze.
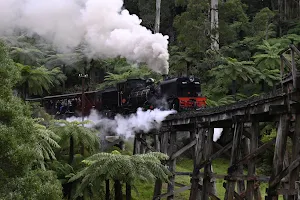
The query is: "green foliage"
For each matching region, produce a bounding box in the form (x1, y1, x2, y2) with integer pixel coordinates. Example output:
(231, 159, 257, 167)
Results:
(0, 41, 63, 199)
(0, 41, 37, 177)
(1, 170, 63, 200)
(210, 57, 257, 82)
(34, 123, 61, 170)
(219, 0, 249, 45)
(1, 35, 46, 66)
(15, 63, 66, 97)
(69, 152, 171, 199)
(50, 120, 99, 157)
(169, 46, 196, 76)
(205, 93, 248, 107)
(0, 42, 20, 97)
(45, 51, 85, 72)
(173, 0, 211, 53)
(97, 58, 162, 90)
(253, 40, 284, 69)
(243, 7, 276, 45)
(206, 57, 259, 98)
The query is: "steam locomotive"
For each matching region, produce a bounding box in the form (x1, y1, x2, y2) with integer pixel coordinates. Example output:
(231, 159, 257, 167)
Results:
(27, 76, 207, 117)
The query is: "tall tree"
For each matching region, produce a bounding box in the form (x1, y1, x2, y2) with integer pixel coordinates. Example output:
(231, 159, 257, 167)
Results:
(210, 0, 219, 50)
(155, 0, 161, 33)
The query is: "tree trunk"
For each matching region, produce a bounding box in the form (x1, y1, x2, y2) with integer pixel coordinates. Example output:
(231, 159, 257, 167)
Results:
(232, 80, 237, 100)
(154, 0, 161, 33)
(22, 83, 28, 100)
(126, 183, 131, 200)
(67, 136, 74, 200)
(69, 136, 74, 164)
(210, 0, 219, 50)
(271, 0, 275, 10)
(114, 180, 123, 200)
(106, 180, 110, 200)
(278, 0, 283, 36)
(186, 62, 190, 76)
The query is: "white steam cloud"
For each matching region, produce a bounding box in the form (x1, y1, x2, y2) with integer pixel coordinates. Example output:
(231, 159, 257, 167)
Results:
(213, 128, 223, 142)
(0, 0, 169, 74)
(66, 108, 176, 138)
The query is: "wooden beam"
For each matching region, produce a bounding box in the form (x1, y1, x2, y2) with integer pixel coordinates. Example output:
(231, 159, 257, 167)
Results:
(229, 138, 276, 169)
(246, 121, 262, 200)
(167, 130, 177, 200)
(281, 54, 292, 69)
(267, 114, 289, 200)
(290, 44, 300, 57)
(136, 136, 156, 152)
(133, 133, 141, 154)
(175, 172, 270, 182)
(175, 182, 186, 187)
(171, 140, 196, 160)
(269, 105, 288, 115)
(213, 142, 231, 158)
(156, 183, 222, 200)
(202, 128, 215, 200)
(189, 128, 204, 200)
(140, 134, 147, 154)
(156, 185, 191, 199)
(153, 131, 169, 199)
(289, 114, 300, 200)
(223, 182, 244, 200)
(243, 129, 274, 152)
(198, 141, 233, 171)
(153, 132, 162, 198)
(224, 175, 270, 182)
(173, 123, 196, 131)
(269, 156, 300, 188)
(225, 123, 243, 200)
(277, 188, 298, 196)
(291, 45, 298, 89)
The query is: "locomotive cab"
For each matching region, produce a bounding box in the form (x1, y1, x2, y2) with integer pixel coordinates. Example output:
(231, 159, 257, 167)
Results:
(160, 76, 207, 110)
(116, 79, 147, 111)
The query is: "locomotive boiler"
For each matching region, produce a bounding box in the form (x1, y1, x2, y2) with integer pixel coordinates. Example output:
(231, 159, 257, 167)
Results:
(100, 76, 207, 114)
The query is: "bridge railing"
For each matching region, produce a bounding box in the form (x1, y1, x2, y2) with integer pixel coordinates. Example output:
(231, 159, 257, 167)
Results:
(280, 44, 300, 89)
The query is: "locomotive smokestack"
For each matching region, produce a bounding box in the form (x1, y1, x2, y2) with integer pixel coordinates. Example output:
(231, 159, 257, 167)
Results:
(162, 74, 168, 80)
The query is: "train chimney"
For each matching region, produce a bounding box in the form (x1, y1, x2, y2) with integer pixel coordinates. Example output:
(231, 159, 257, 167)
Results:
(162, 74, 168, 80)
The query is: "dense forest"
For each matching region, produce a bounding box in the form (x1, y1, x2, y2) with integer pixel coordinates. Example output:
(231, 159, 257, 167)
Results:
(1, 0, 300, 104)
(0, 0, 300, 199)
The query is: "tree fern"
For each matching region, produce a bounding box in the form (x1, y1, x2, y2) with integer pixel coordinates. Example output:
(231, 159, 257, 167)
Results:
(49, 119, 100, 164)
(69, 151, 171, 199)
(253, 40, 285, 70)
(15, 63, 66, 98)
(33, 123, 61, 170)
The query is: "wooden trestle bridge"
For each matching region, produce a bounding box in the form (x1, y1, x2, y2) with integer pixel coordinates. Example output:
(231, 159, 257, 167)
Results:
(133, 44, 300, 200)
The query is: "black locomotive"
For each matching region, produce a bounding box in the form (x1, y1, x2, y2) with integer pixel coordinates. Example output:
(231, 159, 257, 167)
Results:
(27, 76, 207, 117)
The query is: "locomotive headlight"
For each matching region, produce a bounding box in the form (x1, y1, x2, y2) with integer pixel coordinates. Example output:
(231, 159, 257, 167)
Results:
(189, 75, 194, 82)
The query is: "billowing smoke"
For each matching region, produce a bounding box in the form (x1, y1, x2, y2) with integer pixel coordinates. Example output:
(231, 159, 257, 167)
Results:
(213, 128, 223, 142)
(0, 0, 169, 74)
(66, 108, 176, 138)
